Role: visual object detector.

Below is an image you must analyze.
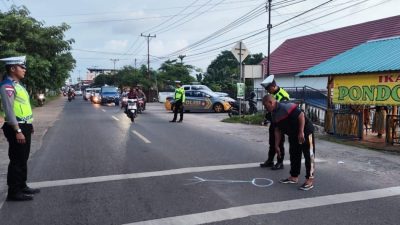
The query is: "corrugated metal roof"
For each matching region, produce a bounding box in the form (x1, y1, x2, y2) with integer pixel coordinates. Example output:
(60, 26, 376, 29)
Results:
(260, 15, 400, 76)
(297, 36, 400, 77)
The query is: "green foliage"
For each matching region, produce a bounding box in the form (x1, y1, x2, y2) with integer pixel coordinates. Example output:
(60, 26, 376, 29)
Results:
(0, 6, 75, 95)
(93, 60, 195, 92)
(202, 51, 264, 95)
(222, 113, 265, 125)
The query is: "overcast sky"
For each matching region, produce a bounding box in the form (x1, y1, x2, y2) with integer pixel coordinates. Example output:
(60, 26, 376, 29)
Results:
(1, 0, 400, 82)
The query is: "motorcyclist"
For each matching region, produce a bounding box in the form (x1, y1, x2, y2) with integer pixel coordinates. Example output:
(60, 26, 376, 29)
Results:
(136, 87, 146, 110)
(125, 87, 138, 113)
(245, 91, 257, 114)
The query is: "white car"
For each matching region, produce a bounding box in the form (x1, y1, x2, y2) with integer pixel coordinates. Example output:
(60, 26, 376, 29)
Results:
(83, 88, 93, 100)
(182, 85, 229, 97)
(75, 90, 83, 96)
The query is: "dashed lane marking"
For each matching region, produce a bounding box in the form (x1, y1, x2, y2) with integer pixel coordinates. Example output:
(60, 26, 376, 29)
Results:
(132, 130, 151, 144)
(112, 116, 119, 121)
(28, 160, 326, 189)
(124, 186, 400, 225)
(102, 109, 106, 112)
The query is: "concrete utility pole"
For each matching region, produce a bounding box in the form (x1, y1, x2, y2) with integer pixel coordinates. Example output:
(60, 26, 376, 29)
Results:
(110, 58, 119, 74)
(266, 0, 272, 79)
(141, 33, 156, 78)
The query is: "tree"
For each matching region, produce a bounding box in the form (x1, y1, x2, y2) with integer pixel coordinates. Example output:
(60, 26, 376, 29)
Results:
(157, 59, 195, 91)
(0, 6, 75, 96)
(202, 51, 265, 96)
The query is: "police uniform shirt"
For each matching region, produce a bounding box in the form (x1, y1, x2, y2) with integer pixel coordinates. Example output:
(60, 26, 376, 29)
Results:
(0, 76, 33, 125)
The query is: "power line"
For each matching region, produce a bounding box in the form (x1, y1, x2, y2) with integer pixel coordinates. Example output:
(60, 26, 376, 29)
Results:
(141, 33, 156, 78)
(142, 0, 200, 34)
(154, 0, 223, 34)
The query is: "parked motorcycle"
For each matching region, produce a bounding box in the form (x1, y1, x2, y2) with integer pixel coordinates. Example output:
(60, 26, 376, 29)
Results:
(125, 98, 138, 122)
(228, 92, 258, 117)
(37, 93, 45, 106)
(245, 92, 258, 115)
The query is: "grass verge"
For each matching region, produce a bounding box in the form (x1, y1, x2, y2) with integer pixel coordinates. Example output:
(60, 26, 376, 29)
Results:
(222, 113, 264, 125)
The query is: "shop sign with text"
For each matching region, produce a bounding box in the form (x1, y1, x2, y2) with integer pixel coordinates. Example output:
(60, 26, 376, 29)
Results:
(333, 73, 400, 105)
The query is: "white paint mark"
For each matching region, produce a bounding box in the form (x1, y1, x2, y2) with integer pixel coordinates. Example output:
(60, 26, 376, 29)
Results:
(0, 193, 5, 210)
(28, 160, 326, 189)
(102, 109, 106, 112)
(132, 130, 151, 144)
(124, 186, 400, 225)
(186, 176, 273, 188)
(112, 116, 119, 121)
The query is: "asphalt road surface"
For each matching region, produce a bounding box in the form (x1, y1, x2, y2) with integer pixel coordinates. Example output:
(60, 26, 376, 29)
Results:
(0, 99, 399, 225)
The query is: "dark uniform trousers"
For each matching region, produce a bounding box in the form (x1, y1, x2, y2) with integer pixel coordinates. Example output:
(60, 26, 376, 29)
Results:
(2, 123, 33, 194)
(172, 100, 184, 121)
(267, 123, 285, 163)
(288, 133, 315, 179)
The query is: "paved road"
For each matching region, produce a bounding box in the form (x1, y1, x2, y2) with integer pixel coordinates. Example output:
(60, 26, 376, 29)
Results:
(0, 98, 399, 225)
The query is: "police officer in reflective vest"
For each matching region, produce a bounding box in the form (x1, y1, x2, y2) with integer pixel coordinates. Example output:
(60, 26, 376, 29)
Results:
(0, 56, 40, 201)
(260, 75, 290, 170)
(170, 81, 185, 123)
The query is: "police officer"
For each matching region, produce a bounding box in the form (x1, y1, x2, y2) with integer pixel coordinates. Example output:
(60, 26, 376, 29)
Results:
(259, 75, 290, 170)
(0, 56, 40, 201)
(170, 81, 185, 123)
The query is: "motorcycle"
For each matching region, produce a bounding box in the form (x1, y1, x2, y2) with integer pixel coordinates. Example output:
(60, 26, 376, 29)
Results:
(37, 93, 45, 106)
(228, 93, 258, 117)
(125, 98, 138, 122)
(121, 96, 128, 109)
(137, 98, 145, 114)
(67, 92, 73, 102)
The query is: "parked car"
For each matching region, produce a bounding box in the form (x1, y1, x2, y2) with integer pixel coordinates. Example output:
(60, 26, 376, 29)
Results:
(182, 85, 229, 97)
(165, 90, 233, 113)
(99, 86, 120, 105)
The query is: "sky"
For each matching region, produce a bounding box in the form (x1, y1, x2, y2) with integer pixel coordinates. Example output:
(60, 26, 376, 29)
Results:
(1, 0, 400, 83)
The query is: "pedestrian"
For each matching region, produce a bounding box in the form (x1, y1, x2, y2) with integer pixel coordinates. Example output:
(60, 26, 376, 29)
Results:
(0, 56, 40, 201)
(170, 80, 185, 123)
(263, 95, 315, 191)
(259, 75, 290, 170)
(372, 106, 388, 138)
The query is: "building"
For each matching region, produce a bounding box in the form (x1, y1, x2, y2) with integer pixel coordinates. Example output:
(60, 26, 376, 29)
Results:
(86, 68, 118, 81)
(257, 15, 400, 90)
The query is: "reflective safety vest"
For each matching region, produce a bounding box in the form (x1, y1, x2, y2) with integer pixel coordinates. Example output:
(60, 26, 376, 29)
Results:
(174, 87, 185, 102)
(273, 87, 290, 102)
(14, 83, 33, 123)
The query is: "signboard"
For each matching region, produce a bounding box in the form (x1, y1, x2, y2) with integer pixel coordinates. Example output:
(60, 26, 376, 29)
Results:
(231, 41, 249, 63)
(244, 65, 263, 79)
(237, 83, 245, 98)
(333, 73, 400, 105)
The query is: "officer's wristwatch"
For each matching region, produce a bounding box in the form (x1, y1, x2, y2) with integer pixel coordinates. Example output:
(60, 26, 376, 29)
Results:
(16, 128, 22, 134)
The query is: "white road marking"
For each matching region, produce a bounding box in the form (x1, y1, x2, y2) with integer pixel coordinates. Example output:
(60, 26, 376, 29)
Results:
(132, 130, 151, 144)
(112, 116, 119, 121)
(0, 193, 5, 210)
(102, 109, 106, 112)
(124, 186, 400, 225)
(28, 160, 326, 189)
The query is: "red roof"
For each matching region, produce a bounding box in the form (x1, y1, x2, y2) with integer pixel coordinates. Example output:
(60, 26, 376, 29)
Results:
(261, 15, 400, 76)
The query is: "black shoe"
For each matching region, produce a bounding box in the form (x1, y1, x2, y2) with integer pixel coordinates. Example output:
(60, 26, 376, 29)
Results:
(271, 162, 284, 170)
(177, 120, 183, 123)
(22, 187, 41, 195)
(169, 120, 176, 123)
(6, 192, 34, 201)
(260, 161, 274, 168)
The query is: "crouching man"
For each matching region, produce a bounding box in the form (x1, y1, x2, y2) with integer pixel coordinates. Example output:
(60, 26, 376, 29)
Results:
(263, 95, 316, 190)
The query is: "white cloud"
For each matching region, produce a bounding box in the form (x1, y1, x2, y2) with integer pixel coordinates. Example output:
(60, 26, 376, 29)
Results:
(104, 40, 129, 51)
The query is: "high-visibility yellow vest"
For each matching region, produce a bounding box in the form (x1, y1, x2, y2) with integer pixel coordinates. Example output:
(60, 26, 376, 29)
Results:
(14, 83, 33, 123)
(174, 87, 185, 102)
(273, 87, 290, 102)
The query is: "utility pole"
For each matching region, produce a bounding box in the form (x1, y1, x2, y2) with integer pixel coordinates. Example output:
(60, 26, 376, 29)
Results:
(110, 58, 119, 74)
(141, 33, 157, 101)
(141, 33, 156, 78)
(134, 58, 137, 70)
(266, 0, 272, 79)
